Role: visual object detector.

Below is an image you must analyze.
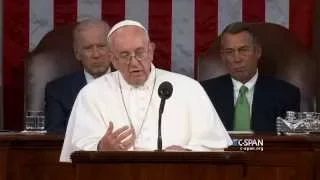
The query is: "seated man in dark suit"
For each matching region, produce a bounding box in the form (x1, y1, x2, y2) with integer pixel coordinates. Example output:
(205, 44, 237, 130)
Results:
(45, 19, 112, 134)
(201, 22, 300, 133)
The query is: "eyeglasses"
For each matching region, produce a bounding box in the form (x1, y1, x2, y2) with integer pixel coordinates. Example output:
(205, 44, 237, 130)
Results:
(115, 47, 149, 64)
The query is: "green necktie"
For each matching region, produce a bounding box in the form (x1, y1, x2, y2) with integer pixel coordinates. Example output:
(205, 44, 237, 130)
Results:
(234, 85, 251, 131)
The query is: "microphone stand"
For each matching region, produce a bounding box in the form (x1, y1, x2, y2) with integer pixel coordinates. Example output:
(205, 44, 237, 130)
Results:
(156, 81, 173, 152)
(157, 99, 165, 151)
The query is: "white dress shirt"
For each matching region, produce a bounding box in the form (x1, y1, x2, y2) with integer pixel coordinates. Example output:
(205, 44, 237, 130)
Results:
(231, 70, 258, 114)
(83, 68, 111, 83)
(60, 64, 232, 162)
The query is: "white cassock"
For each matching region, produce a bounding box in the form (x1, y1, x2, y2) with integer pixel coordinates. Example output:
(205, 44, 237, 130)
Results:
(60, 64, 232, 162)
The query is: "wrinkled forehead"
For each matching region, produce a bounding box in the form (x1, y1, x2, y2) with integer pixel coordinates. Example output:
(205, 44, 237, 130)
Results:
(221, 31, 255, 48)
(109, 26, 149, 50)
(107, 19, 147, 37)
(112, 26, 147, 39)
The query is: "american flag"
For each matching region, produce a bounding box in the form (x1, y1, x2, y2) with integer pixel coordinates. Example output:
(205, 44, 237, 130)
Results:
(2, 0, 315, 129)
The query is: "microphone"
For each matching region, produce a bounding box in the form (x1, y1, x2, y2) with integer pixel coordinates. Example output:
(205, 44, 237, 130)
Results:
(157, 81, 173, 151)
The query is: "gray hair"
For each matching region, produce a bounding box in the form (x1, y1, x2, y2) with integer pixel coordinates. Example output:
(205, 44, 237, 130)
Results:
(220, 22, 260, 46)
(73, 19, 110, 47)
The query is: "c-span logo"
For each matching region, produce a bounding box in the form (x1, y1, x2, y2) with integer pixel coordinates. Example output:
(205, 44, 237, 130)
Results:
(232, 138, 263, 151)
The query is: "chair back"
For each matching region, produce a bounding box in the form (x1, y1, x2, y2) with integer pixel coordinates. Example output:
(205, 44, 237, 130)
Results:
(25, 24, 82, 111)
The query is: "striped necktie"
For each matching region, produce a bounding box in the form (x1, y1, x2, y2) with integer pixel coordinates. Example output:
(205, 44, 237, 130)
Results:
(233, 85, 251, 131)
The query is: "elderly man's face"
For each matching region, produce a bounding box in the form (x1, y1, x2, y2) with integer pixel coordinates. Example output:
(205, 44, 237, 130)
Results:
(74, 24, 111, 78)
(220, 31, 261, 83)
(110, 26, 155, 86)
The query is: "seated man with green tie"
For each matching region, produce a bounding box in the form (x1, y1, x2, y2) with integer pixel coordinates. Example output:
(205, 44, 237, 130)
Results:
(201, 22, 300, 133)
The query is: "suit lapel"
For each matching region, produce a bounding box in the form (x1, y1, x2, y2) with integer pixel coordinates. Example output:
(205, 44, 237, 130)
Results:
(221, 75, 235, 130)
(71, 71, 87, 99)
(251, 75, 265, 131)
(78, 72, 87, 87)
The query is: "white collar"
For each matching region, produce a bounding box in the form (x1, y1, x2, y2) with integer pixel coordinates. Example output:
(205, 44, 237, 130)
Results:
(84, 70, 95, 83)
(84, 68, 111, 83)
(231, 70, 258, 92)
(118, 64, 156, 91)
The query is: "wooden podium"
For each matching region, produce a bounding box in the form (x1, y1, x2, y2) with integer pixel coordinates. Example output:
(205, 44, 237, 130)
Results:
(71, 151, 248, 180)
(0, 134, 73, 180)
(228, 134, 320, 180)
(1, 133, 320, 180)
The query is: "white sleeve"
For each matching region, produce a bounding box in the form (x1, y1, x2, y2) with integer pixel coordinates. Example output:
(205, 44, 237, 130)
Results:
(185, 82, 233, 151)
(60, 86, 108, 162)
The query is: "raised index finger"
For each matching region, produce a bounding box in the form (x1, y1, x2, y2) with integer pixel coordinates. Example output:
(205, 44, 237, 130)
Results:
(106, 121, 114, 135)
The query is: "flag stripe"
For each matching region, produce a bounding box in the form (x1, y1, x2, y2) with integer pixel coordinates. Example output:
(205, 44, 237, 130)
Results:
(102, 0, 125, 26)
(125, 0, 149, 30)
(195, 0, 218, 78)
(77, 0, 102, 21)
(289, 0, 315, 48)
(54, 0, 77, 27)
(29, 0, 54, 51)
(218, 0, 242, 34)
(243, 0, 265, 22)
(3, 0, 29, 129)
(266, 0, 289, 28)
(149, 0, 172, 70)
(171, 0, 195, 77)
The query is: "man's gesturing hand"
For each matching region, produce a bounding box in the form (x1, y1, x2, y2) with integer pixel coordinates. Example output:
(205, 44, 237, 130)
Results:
(98, 122, 136, 151)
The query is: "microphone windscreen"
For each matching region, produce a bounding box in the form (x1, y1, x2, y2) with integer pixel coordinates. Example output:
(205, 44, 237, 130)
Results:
(158, 81, 173, 100)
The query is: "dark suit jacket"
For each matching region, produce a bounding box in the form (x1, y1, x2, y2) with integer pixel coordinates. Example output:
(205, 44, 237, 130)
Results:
(45, 71, 86, 134)
(201, 74, 300, 133)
